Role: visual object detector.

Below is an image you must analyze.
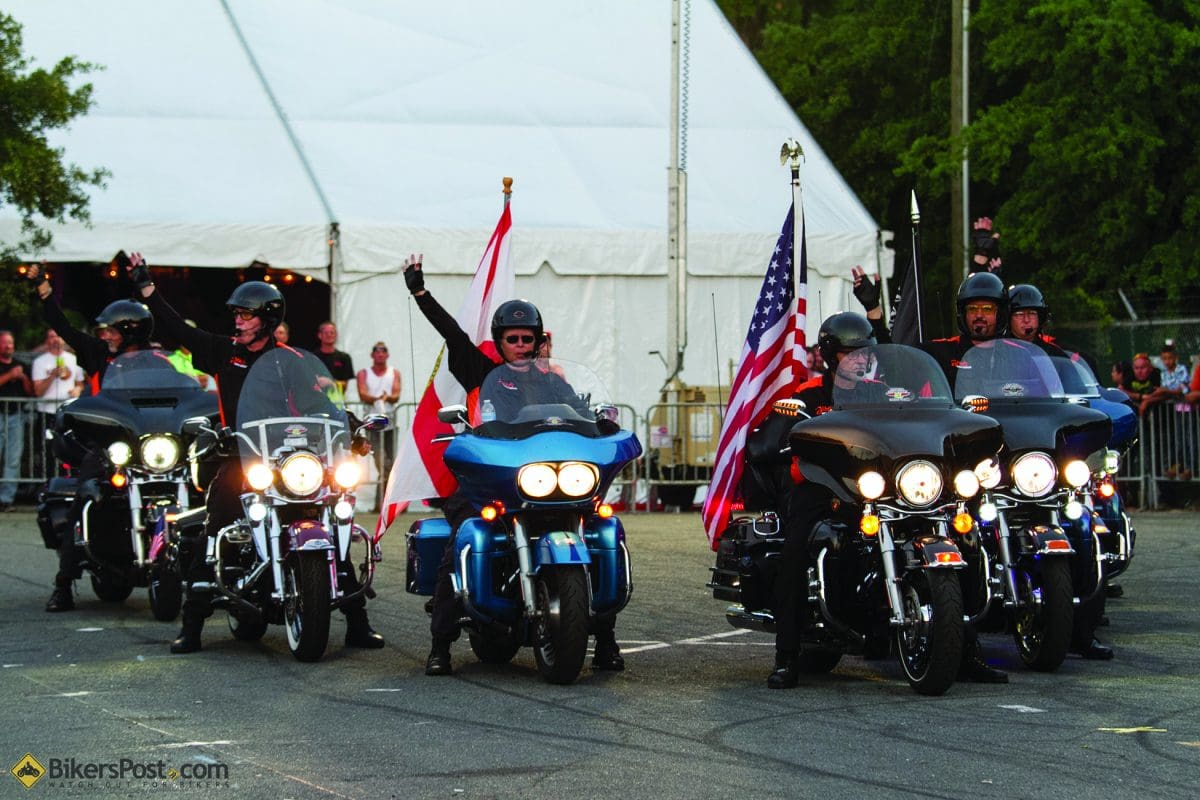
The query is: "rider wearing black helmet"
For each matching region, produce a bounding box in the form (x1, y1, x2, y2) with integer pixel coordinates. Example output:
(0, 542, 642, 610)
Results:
(403, 254, 625, 676)
(128, 255, 383, 654)
(28, 264, 155, 612)
(742, 312, 877, 688)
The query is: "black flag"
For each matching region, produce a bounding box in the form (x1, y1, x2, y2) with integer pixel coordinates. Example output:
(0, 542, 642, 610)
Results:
(890, 191, 925, 345)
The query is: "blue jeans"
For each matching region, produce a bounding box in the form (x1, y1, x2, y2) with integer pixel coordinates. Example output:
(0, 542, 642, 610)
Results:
(0, 406, 24, 504)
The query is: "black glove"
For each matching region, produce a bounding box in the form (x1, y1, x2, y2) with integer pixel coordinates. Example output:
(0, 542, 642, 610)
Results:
(351, 434, 372, 457)
(23, 264, 47, 293)
(403, 262, 424, 294)
(971, 228, 1000, 261)
(125, 251, 153, 290)
(852, 273, 881, 311)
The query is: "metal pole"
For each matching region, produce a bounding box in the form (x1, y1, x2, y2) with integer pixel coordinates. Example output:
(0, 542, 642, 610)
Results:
(780, 139, 804, 336)
(666, 0, 684, 385)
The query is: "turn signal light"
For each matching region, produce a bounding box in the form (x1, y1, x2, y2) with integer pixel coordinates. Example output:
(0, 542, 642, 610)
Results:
(597, 504, 614, 519)
(952, 513, 974, 534)
(480, 504, 500, 522)
(860, 514, 880, 536)
(1098, 481, 1115, 499)
(110, 472, 127, 489)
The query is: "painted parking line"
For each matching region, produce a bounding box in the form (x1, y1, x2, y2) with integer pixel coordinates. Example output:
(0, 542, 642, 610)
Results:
(999, 705, 1046, 713)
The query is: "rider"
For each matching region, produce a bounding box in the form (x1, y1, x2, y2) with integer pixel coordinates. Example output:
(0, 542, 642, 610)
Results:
(755, 312, 876, 689)
(127, 257, 384, 654)
(29, 265, 153, 612)
(402, 254, 625, 677)
(1006, 283, 1115, 662)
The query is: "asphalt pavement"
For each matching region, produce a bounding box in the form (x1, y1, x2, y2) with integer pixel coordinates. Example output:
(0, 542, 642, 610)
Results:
(1, 507, 1197, 799)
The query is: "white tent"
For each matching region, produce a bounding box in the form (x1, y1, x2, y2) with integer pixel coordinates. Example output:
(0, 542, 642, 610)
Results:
(3, 0, 891, 415)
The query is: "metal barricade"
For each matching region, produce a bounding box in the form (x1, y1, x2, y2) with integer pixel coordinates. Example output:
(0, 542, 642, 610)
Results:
(642, 401, 723, 510)
(1, 396, 73, 500)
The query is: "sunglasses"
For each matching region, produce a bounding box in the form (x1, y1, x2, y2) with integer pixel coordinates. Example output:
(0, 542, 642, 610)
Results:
(504, 334, 536, 345)
(372, 347, 388, 353)
(965, 303, 998, 315)
(231, 309, 258, 321)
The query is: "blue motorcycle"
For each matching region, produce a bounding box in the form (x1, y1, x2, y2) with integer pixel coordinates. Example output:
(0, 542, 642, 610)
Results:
(406, 359, 641, 684)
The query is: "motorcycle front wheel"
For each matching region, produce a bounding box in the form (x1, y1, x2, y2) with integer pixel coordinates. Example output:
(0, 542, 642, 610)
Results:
(147, 560, 182, 622)
(1012, 557, 1073, 672)
(895, 569, 964, 696)
(91, 572, 133, 603)
(532, 566, 590, 684)
(283, 552, 332, 662)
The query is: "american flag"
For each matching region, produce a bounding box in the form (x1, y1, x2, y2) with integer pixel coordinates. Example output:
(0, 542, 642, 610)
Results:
(701, 204, 807, 549)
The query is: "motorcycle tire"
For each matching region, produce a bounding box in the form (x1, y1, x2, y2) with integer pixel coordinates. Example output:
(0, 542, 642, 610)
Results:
(1013, 557, 1073, 672)
(91, 572, 134, 603)
(469, 631, 521, 664)
(227, 610, 268, 642)
(284, 552, 332, 663)
(895, 569, 964, 696)
(532, 566, 590, 685)
(148, 561, 183, 622)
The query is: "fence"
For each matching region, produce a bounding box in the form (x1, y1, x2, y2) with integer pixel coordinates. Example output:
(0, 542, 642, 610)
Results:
(6, 396, 1191, 511)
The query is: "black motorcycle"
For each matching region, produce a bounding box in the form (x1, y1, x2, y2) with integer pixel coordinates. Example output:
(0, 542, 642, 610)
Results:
(711, 344, 1003, 695)
(36, 350, 219, 618)
(954, 339, 1112, 671)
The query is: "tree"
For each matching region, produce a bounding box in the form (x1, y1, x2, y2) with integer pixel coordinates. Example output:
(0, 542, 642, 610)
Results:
(0, 12, 107, 345)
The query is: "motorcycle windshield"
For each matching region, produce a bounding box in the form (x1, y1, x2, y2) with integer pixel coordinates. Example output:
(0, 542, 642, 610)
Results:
(954, 339, 1066, 401)
(476, 358, 608, 437)
(1051, 355, 1101, 399)
(832, 344, 954, 410)
(235, 348, 349, 463)
(101, 349, 207, 392)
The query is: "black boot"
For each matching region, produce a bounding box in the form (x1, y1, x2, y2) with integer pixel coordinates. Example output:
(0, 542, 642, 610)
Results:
(592, 632, 625, 671)
(767, 651, 800, 689)
(1070, 638, 1114, 660)
(170, 617, 205, 654)
(45, 576, 74, 613)
(344, 610, 385, 649)
(959, 643, 1008, 684)
(425, 640, 452, 676)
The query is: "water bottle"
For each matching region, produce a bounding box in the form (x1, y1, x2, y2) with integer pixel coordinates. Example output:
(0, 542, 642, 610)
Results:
(480, 399, 496, 423)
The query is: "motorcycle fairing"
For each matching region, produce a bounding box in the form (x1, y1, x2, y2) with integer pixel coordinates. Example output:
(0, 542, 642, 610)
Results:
(583, 516, 627, 613)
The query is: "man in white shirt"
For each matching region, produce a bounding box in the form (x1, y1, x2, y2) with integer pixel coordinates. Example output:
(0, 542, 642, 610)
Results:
(356, 341, 401, 508)
(31, 329, 83, 477)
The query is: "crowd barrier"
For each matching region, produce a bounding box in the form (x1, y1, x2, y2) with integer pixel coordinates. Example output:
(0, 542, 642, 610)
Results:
(5, 396, 1190, 511)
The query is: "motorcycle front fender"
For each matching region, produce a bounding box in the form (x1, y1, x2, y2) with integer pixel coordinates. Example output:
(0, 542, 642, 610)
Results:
(1025, 524, 1075, 556)
(910, 535, 967, 569)
(288, 519, 336, 551)
(535, 531, 592, 567)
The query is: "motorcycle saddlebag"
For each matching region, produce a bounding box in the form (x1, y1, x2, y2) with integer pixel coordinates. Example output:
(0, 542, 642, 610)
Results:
(406, 517, 450, 596)
(36, 477, 78, 550)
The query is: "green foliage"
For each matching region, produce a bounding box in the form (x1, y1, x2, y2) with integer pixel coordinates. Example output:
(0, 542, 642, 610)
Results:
(717, 0, 1200, 329)
(0, 12, 107, 347)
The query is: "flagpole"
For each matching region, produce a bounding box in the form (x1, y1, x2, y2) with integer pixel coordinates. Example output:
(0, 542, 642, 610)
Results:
(780, 139, 804, 258)
(910, 190, 925, 343)
(503, 176, 512, 208)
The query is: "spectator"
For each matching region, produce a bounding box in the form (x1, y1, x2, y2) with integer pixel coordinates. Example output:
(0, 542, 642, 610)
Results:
(1150, 343, 1189, 403)
(1124, 353, 1162, 416)
(314, 321, 353, 395)
(273, 322, 290, 345)
(355, 341, 401, 504)
(805, 344, 827, 376)
(536, 329, 567, 378)
(1110, 360, 1133, 391)
(969, 216, 1002, 274)
(30, 329, 84, 476)
(166, 320, 212, 390)
(0, 330, 33, 510)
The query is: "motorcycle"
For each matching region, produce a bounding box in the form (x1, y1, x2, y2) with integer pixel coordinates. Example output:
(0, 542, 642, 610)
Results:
(178, 347, 388, 662)
(954, 339, 1112, 671)
(405, 358, 641, 684)
(710, 344, 1003, 695)
(35, 350, 219, 620)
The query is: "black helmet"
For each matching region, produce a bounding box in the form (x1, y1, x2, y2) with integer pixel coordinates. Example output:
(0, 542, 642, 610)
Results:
(491, 299, 544, 348)
(226, 281, 286, 332)
(955, 272, 1007, 337)
(1007, 283, 1049, 324)
(816, 312, 876, 367)
(94, 300, 153, 348)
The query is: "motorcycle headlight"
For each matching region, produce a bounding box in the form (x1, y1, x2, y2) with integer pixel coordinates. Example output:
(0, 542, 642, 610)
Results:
(857, 471, 886, 500)
(1104, 449, 1120, 475)
(1012, 452, 1057, 498)
(517, 463, 558, 498)
(896, 460, 942, 507)
(139, 434, 180, 473)
(975, 457, 1002, 489)
(279, 453, 324, 496)
(953, 469, 980, 499)
(107, 441, 132, 467)
(334, 460, 362, 490)
(557, 462, 599, 498)
(246, 462, 274, 492)
(1063, 459, 1091, 489)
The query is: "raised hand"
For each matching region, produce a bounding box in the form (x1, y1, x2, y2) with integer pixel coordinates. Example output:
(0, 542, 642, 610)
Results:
(403, 253, 425, 295)
(851, 265, 881, 311)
